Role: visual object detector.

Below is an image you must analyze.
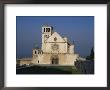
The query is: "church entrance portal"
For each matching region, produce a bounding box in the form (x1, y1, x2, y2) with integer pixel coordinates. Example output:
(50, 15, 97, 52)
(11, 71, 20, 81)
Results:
(51, 55, 59, 64)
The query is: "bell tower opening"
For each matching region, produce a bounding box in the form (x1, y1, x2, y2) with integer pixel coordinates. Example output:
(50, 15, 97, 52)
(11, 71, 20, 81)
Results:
(42, 25, 53, 34)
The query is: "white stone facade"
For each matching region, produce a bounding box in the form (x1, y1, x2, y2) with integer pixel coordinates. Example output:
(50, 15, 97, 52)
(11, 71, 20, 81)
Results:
(32, 25, 79, 65)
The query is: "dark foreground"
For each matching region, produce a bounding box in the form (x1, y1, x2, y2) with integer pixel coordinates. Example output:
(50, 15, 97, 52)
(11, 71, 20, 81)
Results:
(16, 65, 82, 74)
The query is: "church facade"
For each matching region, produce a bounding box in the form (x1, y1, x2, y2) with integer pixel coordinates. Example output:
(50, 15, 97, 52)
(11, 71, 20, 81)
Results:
(31, 25, 79, 65)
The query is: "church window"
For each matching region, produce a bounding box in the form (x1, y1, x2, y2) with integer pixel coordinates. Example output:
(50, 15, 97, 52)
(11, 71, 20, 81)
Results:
(44, 28, 45, 32)
(51, 44, 59, 50)
(54, 37, 57, 41)
(38, 50, 40, 54)
(48, 28, 50, 32)
(38, 60, 39, 63)
(35, 51, 36, 54)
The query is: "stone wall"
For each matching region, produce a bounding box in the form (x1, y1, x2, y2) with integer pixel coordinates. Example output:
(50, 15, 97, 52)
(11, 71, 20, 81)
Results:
(32, 53, 78, 65)
(74, 60, 94, 74)
(17, 53, 78, 66)
(17, 58, 32, 66)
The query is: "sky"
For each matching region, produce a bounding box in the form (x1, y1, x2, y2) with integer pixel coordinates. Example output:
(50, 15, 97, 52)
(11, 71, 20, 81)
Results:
(16, 16, 94, 58)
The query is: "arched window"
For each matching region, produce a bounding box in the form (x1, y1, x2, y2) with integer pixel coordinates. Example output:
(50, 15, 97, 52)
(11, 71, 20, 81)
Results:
(48, 28, 50, 32)
(44, 28, 45, 32)
(38, 60, 39, 63)
(35, 51, 36, 54)
(46, 28, 50, 32)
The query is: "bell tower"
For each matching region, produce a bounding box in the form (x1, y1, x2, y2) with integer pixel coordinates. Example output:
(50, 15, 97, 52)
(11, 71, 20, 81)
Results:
(41, 25, 53, 51)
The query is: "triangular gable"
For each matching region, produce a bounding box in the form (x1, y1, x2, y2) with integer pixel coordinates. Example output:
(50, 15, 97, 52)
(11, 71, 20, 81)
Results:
(45, 32, 66, 43)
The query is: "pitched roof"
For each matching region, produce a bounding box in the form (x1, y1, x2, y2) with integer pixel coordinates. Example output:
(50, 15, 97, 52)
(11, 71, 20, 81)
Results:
(45, 32, 66, 43)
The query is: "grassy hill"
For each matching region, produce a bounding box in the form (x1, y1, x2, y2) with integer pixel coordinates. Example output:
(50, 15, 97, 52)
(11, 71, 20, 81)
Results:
(16, 65, 82, 74)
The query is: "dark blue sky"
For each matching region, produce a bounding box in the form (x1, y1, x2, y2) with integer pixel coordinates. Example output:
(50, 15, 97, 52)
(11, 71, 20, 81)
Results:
(16, 16, 94, 58)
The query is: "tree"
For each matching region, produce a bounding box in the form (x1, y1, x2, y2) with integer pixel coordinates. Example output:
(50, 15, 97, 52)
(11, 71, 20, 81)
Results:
(86, 47, 94, 60)
(90, 47, 94, 60)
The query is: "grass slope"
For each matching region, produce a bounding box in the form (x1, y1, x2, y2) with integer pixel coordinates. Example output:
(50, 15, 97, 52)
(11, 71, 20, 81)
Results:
(16, 65, 82, 74)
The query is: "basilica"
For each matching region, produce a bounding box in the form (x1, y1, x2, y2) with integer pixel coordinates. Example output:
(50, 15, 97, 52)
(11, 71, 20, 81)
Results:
(17, 25, 79, 66)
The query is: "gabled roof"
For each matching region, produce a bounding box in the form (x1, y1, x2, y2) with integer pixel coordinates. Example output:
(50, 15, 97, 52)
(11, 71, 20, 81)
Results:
(45, 32, 66, 43)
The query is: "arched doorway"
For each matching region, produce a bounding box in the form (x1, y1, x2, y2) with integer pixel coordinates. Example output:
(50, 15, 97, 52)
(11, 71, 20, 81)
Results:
(51, 55, 59, 64)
